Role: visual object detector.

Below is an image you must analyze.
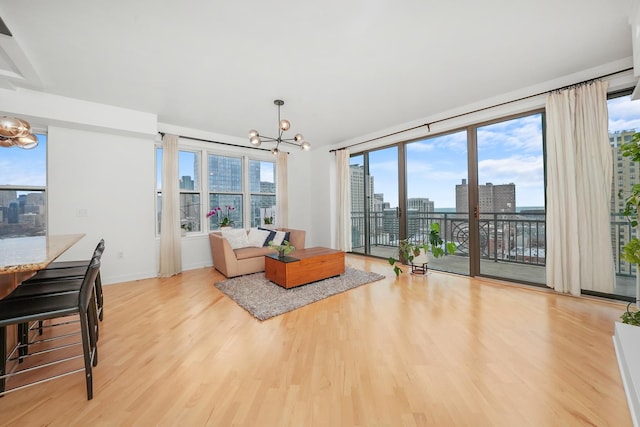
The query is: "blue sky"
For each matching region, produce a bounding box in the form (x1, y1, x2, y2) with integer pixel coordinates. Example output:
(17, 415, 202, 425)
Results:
(0, 134, 47, 187)
(353, 95, 640, 210)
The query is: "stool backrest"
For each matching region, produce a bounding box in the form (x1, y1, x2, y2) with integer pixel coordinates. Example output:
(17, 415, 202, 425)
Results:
(78, 253, 102, 312)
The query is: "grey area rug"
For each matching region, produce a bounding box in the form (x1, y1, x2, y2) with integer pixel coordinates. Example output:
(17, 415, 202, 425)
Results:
(214, 267, 385, 321)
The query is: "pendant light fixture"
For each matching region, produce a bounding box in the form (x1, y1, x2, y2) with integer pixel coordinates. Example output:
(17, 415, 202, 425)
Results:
(248, 100, 311, 154)
(0, 116, 38, 149)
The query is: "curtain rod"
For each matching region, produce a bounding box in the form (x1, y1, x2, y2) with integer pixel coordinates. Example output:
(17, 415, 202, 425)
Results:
(158, 132, 276, 153)
(330, 67, 634, 153)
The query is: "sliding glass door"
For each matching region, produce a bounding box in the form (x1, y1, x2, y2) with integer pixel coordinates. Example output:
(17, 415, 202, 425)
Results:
(406, 131, 469, 275)
(350, 112, 545, 284)
(475, 113, 546, 284)
(350, 147, 400, 258)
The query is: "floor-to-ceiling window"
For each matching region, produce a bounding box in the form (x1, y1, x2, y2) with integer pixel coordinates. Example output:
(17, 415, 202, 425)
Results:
(607, 91, 640, 301)
(350, 111, 546, 284)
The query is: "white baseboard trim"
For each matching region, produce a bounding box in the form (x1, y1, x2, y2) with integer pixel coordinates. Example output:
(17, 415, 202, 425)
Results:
(613, 322, 640, 427)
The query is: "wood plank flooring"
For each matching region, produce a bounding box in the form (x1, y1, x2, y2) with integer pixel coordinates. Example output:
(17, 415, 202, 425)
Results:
(0, 254, 633, 426)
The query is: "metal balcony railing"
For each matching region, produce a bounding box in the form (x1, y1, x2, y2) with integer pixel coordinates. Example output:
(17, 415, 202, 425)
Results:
(351, 211, 636, 279)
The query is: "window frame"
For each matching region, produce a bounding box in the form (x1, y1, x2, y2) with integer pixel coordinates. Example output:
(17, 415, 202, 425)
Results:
(155, 138, 277, 236)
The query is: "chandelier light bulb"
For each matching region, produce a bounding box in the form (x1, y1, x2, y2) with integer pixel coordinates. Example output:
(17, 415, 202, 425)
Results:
(301, 141, 311, 150)
(271, 147, 279, 155)
(248, 129, 259, 138)
(14, 133, 38, 149)
(250, 136, 261, 146)
(294, 133, 303, 142)
(279, 119, 290, 131)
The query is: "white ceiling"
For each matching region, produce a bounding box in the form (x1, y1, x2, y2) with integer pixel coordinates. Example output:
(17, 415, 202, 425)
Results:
(0, 0, 635, 148)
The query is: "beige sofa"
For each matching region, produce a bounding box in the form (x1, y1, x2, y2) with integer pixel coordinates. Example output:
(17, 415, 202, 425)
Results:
(209, 228, 306, 278)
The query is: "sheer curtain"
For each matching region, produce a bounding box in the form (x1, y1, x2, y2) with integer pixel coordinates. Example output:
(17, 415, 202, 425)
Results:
(276, 151, 288, 228)
(336, 149, 352, 251)
(546, 81, 614, 295)
(159, 134, 182, 277)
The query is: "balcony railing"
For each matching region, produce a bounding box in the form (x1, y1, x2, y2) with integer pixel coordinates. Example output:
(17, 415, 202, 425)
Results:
(351, 210, 636, 279)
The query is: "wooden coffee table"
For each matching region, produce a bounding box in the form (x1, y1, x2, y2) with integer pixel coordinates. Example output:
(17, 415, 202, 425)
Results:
(264, 247, 345, 289)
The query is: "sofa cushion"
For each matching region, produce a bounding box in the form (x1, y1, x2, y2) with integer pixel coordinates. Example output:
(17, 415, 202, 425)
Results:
(247, 228, 270, 248)
(234, 246, 275, 260)
(221, 228, 250, 249)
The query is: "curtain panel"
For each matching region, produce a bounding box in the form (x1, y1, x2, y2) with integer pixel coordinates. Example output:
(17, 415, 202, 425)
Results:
(336, 149, 352, 251)
(545, 80, 614, 295)
(276, 151, 288, 228)
(159, 134, 182, 277)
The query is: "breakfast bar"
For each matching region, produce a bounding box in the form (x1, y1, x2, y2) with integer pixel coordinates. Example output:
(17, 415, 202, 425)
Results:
(0, 234, 85, 298)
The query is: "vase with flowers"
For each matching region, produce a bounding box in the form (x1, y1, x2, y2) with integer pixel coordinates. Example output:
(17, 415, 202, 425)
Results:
(207, 205, 235, 229)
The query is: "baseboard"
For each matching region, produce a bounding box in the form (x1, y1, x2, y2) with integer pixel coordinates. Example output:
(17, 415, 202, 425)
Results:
(613, 322, 640, 427)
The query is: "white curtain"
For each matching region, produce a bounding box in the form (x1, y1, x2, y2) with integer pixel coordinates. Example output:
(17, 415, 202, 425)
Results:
(336, 149, 352, 251)
(276, 151, 288, 228)
(159, 134, 182, 277)
(545, 80, 614, 295)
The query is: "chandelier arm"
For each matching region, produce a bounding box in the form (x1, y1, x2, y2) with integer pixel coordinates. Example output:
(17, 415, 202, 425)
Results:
(258, 135, 279, 142)
(279, 140, 304, 147)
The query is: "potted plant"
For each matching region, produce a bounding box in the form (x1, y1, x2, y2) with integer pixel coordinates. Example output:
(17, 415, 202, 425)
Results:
(388, 222, 456, 277)
(180, 222, 192, 236)
(621, 302, 640, 326)
(268, 240, 295, 258)
(263, 216, 275, 229)
(207, 205, 235, 229)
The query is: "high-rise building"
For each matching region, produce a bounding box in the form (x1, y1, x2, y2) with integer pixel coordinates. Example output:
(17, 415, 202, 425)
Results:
(0, 189, 17, 208)
(455, 179, 516, 214)
(180, 176, 195, 190)
(408, 198, 434, 212)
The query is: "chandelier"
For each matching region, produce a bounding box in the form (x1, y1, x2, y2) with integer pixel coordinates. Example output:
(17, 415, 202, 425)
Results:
(0, 116, 38, 149)
(248, 100, 311, 154)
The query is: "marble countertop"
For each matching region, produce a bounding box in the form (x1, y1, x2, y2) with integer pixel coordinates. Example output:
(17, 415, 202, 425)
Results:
(0, 234, 85, 274)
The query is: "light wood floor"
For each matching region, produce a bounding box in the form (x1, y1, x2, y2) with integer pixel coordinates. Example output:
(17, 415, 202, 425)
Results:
(0, 254, 633, 426)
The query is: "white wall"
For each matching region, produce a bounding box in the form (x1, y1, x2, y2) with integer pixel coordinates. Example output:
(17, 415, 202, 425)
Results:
(47, 126, 158, 284)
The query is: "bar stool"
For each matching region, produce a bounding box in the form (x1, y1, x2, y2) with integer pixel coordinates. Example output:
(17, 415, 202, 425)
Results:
(0, 255, 101, 399)
(17, 239, 105, 321)
(5, 241, 104, 351)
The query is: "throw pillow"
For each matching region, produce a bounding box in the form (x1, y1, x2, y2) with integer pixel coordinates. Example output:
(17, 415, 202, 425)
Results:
(221, 229, 250, 250)
(258, 227, 277, 246)
(247, 228, 270, 248)
(270, 230, 286, 246)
